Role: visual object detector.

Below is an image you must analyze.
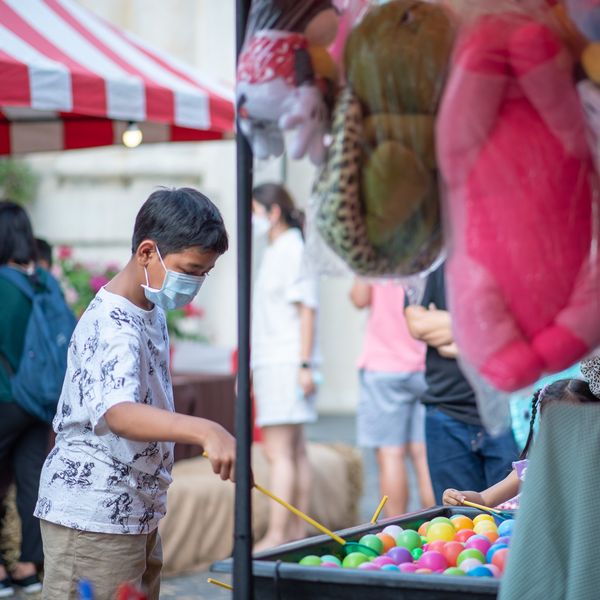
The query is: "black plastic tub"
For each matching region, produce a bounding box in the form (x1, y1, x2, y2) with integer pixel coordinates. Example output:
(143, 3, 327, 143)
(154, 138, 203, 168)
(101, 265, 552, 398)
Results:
(212, 506, 506, 599)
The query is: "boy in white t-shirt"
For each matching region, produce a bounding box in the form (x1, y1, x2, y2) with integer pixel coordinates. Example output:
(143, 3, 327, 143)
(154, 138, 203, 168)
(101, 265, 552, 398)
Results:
(35, 188, 236, 600)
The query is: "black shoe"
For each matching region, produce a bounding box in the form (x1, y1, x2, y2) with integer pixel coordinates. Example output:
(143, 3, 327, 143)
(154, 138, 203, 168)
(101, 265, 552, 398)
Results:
(0, 577, 14, 598)
(11, 574, 41, 595)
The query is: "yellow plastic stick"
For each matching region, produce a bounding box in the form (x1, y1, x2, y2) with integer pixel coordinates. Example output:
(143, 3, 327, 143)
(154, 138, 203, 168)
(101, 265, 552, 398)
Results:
(207, 578, 233, 591)
(461, 499, 501, 514)
(370, 495, 388, 524)
(202, 452, 347, 546)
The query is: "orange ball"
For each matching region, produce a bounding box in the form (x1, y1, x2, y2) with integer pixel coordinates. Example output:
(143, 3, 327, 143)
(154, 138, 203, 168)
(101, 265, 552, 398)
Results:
(492, 547, 509, 572)
(454, 529, 476, 543)
(442, 541, 465, 567)
(450, 515, 474, 531)
(376, 533, 396, 553)
(418, 521, 430, 536)
(480, 529, 499, 544)
(416, 568, 433, 574)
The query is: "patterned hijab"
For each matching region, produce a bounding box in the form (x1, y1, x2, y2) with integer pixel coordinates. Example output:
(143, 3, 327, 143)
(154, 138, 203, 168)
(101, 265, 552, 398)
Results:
(581, 355, 600, 397)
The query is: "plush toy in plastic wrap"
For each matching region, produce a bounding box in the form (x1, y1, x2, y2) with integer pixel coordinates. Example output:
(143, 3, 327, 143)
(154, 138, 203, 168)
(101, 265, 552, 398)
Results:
(315, 0, 455, 277)
(436, 1, 600, 395)
(236, 0, 339, 164)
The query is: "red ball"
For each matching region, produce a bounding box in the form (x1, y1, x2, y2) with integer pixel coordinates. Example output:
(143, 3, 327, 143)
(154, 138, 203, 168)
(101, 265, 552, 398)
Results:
(442, 541, 465, 567)
(454, 529, 477, 543)
(492, 547, 509, 572)
(428, 540, 447, 554)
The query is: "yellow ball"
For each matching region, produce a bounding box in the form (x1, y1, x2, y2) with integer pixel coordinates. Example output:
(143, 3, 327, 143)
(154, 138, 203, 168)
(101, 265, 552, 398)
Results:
(474, 520, 498, 535)
(473, 514, 495, 525)
(426, 522, 456, 543)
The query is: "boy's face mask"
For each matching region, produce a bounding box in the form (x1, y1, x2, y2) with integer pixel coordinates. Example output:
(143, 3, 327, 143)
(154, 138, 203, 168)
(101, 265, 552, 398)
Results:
(142, 246, 205, 311)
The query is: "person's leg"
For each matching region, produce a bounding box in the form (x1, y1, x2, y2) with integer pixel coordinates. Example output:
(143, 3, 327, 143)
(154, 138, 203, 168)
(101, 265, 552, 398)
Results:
(288, 425, 311, 540)
(424, 407, 487, 504)
(11, 416, 50, 583)
(253, 424, 299, 551)
(480, 427, 519, 490)
(376, 446, 408, 517)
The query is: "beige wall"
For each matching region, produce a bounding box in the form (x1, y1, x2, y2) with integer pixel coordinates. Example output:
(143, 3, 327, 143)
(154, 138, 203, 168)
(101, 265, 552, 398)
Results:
(25, 0, 365, 413)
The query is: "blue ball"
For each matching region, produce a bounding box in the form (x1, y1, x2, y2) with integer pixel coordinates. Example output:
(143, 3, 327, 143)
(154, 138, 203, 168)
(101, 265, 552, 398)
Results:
(497, 519, 516, 537)
(467, 566, 494, 578)
(486, 543, 508, 564)
(380, 564, 400, 571)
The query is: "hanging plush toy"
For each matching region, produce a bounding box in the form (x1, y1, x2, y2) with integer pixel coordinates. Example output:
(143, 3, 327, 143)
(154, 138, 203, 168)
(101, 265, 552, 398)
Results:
(236, 0, 339, 164)
(316, 0, 455, 276)
(437, 1, 600, 392)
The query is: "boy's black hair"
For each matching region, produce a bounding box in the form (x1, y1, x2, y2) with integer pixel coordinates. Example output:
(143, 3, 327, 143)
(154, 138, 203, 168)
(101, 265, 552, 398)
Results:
(132, 187, 228, 256)
(35, 238, 53, 268)
(0, 200, 36, 266)
(520, 378, 599, 459)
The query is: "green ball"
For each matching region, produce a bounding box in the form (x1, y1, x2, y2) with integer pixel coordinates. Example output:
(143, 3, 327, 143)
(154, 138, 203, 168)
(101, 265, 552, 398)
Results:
(343, 552, 371, 569)
(429, 517, 455, 528)
(411, 547, 424, 561)
(359, 534, 384, 555)
(444, 567, 466, 576)
(457, 549, 485, 567)
(320, 555, 342, 566)
(396, 529, 422, 552)
(299, 555, 322, 567)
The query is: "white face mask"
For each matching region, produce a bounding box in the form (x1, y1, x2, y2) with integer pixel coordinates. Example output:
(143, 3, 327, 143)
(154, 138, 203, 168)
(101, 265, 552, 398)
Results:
(141, 246, 205, 311)
(252, 214, 270, 238)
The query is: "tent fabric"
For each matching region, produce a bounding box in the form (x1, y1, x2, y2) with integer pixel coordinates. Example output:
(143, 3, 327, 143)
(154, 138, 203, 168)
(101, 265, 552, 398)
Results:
(0, 0, 234, 154)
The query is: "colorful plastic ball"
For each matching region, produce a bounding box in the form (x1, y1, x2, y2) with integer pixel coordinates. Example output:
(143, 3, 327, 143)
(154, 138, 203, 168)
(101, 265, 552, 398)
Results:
(454, 529, 476, 543)
(376, 533, 397, 553)
(382, 524, 403, 538)
(417, 551, 448, 572)
(343, 552, 370, 569)
(373, 556, 396, 568)
(497, 519, 516, 537)
(396, 530, 423, 551)
(399, 562, 420, 573)
(496, 536, 511, 547)
(473, 514, 495, 525)
(465, 535, 491, 555)
(359, 534, 384, 555)
(427, 522, 456, 543)
(418, 521, 430, 536)
(320, 555, 342, 566)
(460, 558, 486, 573)
(444, 567, 466, 576)
(474, 520, 497, 534)
(299, 555, 321, 566)
(480, 529, 499, 544)
(321, 562, 341, 568)
(411, 547, 424, 561)
(468, 566, 494, 577)
(429, 516, 455, 528)
(451, 515, 474, 530)
(491, 547, 509, 572)
(457, 548, 486, 567)
(386, 547, 413, 565)
(486, 543, 508, 564)
(442, 541, 466, 567)
(380, 564, 400, 571)
(427, 540, 447, 554)
(358, 562, 380, 571)
(415, 568, 433, 574)
(484, 564, 501, 578)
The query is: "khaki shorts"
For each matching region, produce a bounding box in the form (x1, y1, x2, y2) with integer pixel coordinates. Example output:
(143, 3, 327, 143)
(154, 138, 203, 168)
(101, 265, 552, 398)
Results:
(40, 520, 162, 600)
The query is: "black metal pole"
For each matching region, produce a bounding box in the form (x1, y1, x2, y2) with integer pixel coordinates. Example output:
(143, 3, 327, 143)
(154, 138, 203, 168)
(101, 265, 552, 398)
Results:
(234, 0, 253, 598)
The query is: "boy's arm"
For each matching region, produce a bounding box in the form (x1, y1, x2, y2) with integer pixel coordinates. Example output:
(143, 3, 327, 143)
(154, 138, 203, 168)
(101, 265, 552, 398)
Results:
(442, 470, 520, 508)
(404, 304, 454, 348)
(105, 403, 237, 481)
(349, 279, 372, 309)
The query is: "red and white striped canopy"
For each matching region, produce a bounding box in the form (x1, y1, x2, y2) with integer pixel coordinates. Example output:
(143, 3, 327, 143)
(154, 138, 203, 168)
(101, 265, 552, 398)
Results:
(0, 0, 235, 155)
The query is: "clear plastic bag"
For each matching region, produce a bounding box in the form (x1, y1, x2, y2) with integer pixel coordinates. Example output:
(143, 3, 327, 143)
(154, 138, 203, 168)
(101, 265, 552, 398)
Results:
(436, 0, 600, 430)
(314, 0, 455, 278)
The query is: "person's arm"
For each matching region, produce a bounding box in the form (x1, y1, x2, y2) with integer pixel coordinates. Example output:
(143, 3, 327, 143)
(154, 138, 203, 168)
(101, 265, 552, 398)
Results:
(298, 304, 317, 396)
(404, 303, 454, 348)
(442, 469, 520, 508)
(105, 403, 237, 481)
(349, 279, 372, 309)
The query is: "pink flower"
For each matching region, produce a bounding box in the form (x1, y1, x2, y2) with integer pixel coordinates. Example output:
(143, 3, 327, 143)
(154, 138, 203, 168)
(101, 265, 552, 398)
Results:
(58, 245, 73, 260)
(65, 287, 79, 305)
(90, 275, 109, 293)
(183, 303, 205, 318)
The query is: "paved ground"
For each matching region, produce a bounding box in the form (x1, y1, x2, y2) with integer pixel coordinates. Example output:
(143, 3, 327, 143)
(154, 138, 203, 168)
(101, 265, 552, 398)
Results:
(159, 413, 421, 599)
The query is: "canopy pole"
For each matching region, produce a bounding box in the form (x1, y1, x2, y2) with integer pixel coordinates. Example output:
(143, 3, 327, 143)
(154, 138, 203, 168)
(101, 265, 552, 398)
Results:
(233, 0, 253, 599)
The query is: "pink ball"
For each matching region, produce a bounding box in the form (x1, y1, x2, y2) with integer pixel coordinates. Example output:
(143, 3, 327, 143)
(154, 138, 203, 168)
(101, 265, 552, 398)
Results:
(465, 535, 492, 555)
(460, 558, 484, 573)
(417, 551, 448, 572)
(373, 556, 396, 568)
(484, 564, 502, 578)
(399, 563, 419, 574)
(321, 562, 341, 569)
(358, 562, 380, 571)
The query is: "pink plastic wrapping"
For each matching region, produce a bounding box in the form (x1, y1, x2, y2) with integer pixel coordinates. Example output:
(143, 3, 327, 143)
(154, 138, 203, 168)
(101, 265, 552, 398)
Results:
(436, 0, 600, 418)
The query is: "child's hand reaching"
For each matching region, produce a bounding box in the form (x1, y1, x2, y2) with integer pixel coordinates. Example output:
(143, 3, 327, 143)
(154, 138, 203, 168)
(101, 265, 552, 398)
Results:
(202, 422, 237, 482)
(442, 489, 486, 506)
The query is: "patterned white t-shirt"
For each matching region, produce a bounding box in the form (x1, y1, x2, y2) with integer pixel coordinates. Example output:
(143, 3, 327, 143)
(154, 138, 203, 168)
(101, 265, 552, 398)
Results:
(35, 287, 174, 535)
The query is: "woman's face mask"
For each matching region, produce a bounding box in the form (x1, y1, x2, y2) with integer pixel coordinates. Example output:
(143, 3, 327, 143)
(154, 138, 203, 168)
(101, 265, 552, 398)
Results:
(141, 246, 205, 311)
(252, 213, 271, 238)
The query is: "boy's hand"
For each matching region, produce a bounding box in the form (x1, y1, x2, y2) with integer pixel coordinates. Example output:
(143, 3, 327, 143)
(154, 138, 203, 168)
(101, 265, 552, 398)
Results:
(202, 423, 237, 482)
(442, 488, 466, 506)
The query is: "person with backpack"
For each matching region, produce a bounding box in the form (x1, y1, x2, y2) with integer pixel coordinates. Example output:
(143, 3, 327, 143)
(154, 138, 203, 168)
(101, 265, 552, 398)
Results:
(0, 201, 76, 596)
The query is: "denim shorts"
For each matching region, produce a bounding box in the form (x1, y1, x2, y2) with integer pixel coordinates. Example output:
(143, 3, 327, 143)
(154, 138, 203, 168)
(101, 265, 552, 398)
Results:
(357, 370, 427, 448)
